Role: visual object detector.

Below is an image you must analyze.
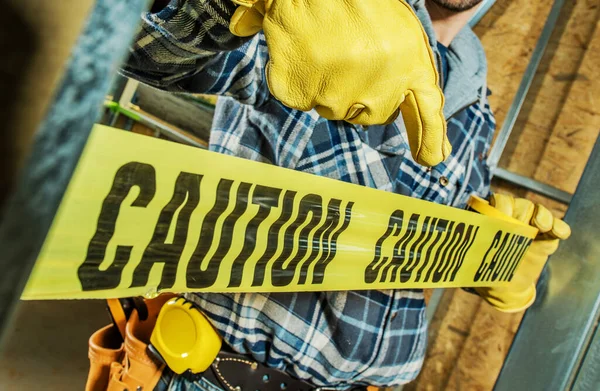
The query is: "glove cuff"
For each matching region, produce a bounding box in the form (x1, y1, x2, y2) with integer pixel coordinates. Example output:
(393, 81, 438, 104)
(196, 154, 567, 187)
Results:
(476, 284, 537, 313)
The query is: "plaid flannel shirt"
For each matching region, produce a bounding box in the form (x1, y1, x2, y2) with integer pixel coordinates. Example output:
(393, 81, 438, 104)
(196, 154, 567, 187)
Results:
(122, 0, 495, 387)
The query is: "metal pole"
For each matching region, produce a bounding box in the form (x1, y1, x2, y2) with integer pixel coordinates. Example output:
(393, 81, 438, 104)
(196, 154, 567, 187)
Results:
(494, 135, 600, 391)
(469, 0, 497, 27)
(0, 0, 148, 344)
(493, 167, 572, 204)
(120, 103, 209, 148)
(487, 0, 566, 169)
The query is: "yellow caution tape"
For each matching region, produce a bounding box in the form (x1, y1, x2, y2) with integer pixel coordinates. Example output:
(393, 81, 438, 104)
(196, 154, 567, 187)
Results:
(22, 125, 537, 300)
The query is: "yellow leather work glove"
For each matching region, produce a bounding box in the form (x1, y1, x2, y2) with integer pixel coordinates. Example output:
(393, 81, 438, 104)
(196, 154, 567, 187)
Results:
(229, 0, 450, 166)
(475, 193, 571, 312)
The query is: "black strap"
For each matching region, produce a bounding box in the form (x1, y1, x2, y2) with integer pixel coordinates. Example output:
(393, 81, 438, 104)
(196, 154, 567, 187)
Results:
(152, 341, 369, 391)
(198, 349, 314, 391)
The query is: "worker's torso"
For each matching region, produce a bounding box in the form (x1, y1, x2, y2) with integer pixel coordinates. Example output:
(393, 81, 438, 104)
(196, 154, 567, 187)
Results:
(190, 5, 494, 386)
(190, 75, 494, 390)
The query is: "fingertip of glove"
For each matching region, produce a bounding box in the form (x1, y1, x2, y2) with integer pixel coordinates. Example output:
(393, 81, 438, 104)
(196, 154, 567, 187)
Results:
(490, 193, 514, 217)
(414, 153, 442, 167)
(413, 137, 451, 167)
(513, 198, 535, 225)
(552, 218, 571, 240)
(442, 138, 452, 160)
(229, 16, 245, 37)
(532, 204, 553, 233)
(229, 5, 263, 37)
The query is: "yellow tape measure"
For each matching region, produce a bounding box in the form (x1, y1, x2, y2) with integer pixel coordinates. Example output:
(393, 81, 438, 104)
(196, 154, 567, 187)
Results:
(22, 125, 537, 300)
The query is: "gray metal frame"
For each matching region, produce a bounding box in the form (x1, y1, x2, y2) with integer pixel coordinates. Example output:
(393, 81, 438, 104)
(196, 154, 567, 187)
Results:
(468, 0, 497, 28)
(106, 77, 208, 148)
(484, 0, 573, 204)
(493, 167, 573, 204)
(0, 0, 148, 343)
(494, 137, 600, 391)
(414, 5, 584, 389)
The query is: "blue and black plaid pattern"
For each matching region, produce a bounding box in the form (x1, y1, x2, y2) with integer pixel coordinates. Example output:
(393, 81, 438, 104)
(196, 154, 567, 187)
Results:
(123, 0, 495, 388)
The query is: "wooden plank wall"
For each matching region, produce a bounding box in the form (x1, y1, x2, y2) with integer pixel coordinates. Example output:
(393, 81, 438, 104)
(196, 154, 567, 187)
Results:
(406, 0, 600, 389)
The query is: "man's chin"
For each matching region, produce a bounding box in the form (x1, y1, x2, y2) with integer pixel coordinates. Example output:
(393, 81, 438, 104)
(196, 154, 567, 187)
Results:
(427, 0, 483, 13)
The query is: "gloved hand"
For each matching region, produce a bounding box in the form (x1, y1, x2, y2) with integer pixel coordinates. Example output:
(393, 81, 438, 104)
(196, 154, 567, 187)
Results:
(229, 0, 450, 166)
(475, 193, 571, 312)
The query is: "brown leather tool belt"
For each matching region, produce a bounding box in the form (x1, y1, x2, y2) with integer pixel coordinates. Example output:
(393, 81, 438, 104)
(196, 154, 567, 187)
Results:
(157, 344, 346, 391)
(88, 296, 368, 391)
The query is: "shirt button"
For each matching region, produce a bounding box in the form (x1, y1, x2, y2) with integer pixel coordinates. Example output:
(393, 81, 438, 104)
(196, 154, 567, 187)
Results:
(439, 176, 449, 186)
(391, 312, 397, 320)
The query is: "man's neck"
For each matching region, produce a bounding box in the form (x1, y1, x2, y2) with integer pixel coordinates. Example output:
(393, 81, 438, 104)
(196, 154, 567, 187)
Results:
(426, 1, 479, 46)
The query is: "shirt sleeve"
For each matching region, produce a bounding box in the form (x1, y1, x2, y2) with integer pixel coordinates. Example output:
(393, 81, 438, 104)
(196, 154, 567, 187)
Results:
(121, 0, 269, 105)
(477, 88, 496, 201)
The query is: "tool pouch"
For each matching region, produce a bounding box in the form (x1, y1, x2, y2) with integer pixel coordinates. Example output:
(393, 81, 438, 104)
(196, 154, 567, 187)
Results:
(85, 296, 172, 391)
(86, 325, 124, 391)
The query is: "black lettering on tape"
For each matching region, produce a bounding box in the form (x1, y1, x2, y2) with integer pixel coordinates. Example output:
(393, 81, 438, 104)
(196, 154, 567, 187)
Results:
(298, 199, 342, 285)
(189, 182, 252, 289)
(504, 237, 533, 281)
(228, 185, 282, 288)
(186, 179, 234, 288)
(271, 194, 323, 287)
(433, 223, 465, 283)
(364, 210, 404, 284)
(130, 172, 201, 290)
(497, 236, 525, 281)
(492, 234, 518, 281)
(311, 201, 353, 284)
(442, 224, 468, 282)
(482, 233, 510, 281)
(505, 236, 530, 281)
(474, 230, 502, 282)
(415, 219, 446, 282)
(404, 218, 438, 283)
(399, 217, 434, 283)
(78, 162, 156, 291)
(483, 232, 509, 282)
(423, 221, 455, 283)
(382, 214, 420, 282)
(252, 191, 297, 287)
(448, 225, 479, 282)
(506, 238, 533, 281)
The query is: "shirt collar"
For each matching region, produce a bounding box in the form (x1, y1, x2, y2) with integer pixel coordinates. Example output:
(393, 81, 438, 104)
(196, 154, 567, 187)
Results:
(407, 0, 488, 118)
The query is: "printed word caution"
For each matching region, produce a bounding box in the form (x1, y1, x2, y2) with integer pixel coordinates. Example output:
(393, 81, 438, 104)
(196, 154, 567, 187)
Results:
(77, 162, 353, 291)
(474, 231, 532, 282)
(365, 211, 480, 284)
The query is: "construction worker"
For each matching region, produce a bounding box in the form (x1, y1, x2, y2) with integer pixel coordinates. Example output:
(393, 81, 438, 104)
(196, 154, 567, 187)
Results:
(97, 0, 570, 389)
